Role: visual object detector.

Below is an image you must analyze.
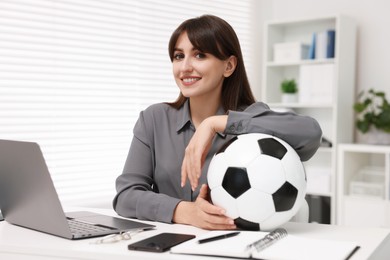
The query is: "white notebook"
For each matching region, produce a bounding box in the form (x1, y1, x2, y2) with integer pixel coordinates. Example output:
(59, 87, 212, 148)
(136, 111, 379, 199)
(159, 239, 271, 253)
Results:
(171, 229, 359, 260)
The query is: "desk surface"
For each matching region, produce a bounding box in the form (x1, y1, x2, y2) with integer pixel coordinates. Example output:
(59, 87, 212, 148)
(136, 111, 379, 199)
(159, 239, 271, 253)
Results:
(0, 208, 389, 260)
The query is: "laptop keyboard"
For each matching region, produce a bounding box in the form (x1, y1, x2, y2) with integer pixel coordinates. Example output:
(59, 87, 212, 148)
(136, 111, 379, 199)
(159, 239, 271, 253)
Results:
(67, 219, 114, 235)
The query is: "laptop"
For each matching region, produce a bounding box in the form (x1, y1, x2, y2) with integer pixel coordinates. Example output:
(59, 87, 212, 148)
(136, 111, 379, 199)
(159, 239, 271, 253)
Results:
(0, 139, 155, 240)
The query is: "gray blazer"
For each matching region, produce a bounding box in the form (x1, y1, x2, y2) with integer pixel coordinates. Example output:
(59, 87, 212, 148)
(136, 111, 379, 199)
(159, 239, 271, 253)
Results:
(113, 100, 322, 223)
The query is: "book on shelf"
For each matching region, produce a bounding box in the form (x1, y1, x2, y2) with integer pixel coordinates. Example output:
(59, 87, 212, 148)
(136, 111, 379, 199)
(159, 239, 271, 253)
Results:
(326, 30, 336, 58)
(171, 229, 359, 260)
(308, 32, 316, 59)
(315, 30, 336, 59)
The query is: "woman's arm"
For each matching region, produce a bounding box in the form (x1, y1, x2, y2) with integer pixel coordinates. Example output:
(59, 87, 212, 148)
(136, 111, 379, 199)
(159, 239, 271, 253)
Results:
(113, 112, 181, 223)
(225, 102, 322, 161)
(181, 102, 322, 189)
(181, 115, 228, 191)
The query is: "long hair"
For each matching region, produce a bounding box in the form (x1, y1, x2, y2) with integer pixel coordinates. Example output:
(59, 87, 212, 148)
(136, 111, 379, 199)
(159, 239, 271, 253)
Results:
(167, 15, 255, 111)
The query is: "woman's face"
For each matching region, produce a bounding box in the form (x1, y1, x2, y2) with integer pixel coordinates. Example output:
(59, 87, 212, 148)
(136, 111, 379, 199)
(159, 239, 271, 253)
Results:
(172, 32, 234, 100)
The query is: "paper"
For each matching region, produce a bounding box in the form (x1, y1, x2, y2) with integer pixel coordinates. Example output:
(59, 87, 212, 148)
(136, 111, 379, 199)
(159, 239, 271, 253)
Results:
(171, 230, 358, 260)
(255, 235, 358, 260)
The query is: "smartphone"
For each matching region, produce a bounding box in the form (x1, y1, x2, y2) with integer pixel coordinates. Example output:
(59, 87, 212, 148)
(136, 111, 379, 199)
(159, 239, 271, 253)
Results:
(128, 232, 195, 252)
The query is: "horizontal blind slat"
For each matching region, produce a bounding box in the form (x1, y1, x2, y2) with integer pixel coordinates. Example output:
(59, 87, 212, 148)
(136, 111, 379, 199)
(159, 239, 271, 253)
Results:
(0, 0, 254, 207)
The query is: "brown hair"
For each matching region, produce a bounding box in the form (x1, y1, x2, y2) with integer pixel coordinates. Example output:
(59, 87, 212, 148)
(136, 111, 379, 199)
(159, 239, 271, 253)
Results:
(167, 14, 255, 111)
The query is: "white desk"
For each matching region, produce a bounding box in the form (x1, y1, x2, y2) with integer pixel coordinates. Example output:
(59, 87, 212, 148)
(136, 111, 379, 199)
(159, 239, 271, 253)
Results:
(0, 208, 389, 260)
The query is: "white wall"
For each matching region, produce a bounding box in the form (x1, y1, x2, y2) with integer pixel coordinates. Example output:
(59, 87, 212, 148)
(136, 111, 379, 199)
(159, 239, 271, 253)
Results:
(261, 0, 390, 99)
(247, 0, 272, 99)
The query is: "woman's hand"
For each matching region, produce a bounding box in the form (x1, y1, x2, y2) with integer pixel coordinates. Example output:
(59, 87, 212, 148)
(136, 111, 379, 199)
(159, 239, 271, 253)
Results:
(181, 115, 228, 190)
(173, 184, 236, 230)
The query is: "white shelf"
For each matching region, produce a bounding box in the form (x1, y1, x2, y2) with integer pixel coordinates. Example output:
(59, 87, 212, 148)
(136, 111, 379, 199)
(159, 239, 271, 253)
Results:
(266, 58, 335, 67)
(269, 102, 334, 108)
(262, 15, 357, 224)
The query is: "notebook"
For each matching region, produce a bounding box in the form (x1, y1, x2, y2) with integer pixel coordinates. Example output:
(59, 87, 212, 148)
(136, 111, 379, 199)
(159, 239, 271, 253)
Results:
(171, 229, 359, 260)
(0, 139, 155, 240)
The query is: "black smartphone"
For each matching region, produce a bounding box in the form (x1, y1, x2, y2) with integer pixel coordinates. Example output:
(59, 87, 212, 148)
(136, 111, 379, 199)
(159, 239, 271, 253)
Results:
(128, 232, 195, 252)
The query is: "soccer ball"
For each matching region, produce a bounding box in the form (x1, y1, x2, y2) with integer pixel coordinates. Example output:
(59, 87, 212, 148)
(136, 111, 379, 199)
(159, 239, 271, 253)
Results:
(207, 133, 306, 231)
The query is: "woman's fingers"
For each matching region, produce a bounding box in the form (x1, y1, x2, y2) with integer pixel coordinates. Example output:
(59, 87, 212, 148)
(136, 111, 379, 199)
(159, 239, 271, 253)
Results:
(195, 184, 236, 229)
(173, 185, 236, 230)
(182, 141, 202, 190)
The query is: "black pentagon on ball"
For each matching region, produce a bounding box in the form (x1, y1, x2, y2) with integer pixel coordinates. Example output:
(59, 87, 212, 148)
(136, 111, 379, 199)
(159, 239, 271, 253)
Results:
(272, 181, 298, 212)
(222, 167, 251, 199)
(234, 217, 260, 231)
(257, 138, 287, 160)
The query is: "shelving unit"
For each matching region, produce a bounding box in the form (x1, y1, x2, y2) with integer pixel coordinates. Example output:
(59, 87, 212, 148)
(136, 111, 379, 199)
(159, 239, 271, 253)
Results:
(337, 144, 390, 228)
(262, 15, 357, 224)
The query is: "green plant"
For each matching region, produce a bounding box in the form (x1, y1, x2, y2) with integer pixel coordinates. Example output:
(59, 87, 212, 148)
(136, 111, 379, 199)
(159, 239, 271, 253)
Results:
(353, 89, 390, 133)
(280, 79, 297, 94)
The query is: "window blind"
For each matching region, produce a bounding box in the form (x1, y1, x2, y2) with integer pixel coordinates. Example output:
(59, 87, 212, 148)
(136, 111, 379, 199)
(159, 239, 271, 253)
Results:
(0, 0, 256, 208)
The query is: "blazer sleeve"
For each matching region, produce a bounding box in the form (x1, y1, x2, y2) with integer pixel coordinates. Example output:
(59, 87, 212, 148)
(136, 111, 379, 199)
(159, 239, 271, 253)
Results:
(224, 102, 322, 161)
(112, 110, 181, 223)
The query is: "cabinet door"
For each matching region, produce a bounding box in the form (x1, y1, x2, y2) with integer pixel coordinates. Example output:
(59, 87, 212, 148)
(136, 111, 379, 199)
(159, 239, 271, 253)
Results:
(343, 196, 387, 227)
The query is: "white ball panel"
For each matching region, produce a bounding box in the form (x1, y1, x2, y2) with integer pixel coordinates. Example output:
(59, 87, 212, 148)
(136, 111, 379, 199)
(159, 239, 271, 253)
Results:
(236, 189, 275, 223)
(210, 186, 239, 219)
(224, 134, 263, 165)
(260, 210, 295, 231)
(281, 149, 306, 190)
(247, 155, 286, 194)
(207, 153, 230, 190)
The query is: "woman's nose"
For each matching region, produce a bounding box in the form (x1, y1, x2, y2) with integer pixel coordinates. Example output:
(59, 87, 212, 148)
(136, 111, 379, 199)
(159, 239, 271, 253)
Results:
(180, 57, 193, 72)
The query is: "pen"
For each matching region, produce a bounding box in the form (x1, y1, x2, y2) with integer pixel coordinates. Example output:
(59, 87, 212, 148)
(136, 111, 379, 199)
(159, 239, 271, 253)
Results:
(345, 246, 360, 260)
(198, 231, 240, 244)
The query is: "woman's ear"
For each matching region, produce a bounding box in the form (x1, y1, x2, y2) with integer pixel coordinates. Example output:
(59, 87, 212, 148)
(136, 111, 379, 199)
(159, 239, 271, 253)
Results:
(223, 56, 237, 77)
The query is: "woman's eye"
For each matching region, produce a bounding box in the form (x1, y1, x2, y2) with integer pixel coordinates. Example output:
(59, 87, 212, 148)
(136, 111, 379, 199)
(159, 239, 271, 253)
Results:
(195, 53, 206, 59)
(173, 53, 184, 60)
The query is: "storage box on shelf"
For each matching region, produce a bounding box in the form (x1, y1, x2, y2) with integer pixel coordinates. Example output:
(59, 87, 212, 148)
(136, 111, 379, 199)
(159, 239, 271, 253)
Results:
(337, 144, 390, 228)
(262, 15, 357, 224)
(273, 42, 310, 63)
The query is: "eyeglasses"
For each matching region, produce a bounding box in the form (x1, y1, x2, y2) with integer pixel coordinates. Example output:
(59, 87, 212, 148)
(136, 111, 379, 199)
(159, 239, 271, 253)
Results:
(91, 229, 143, 244)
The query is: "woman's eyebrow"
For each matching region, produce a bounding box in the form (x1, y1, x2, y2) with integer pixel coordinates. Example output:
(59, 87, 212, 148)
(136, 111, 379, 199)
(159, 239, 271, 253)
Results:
(173, 47, 199, 52)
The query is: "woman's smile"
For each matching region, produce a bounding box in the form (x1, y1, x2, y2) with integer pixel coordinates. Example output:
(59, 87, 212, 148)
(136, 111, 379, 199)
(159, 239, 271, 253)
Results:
(182, 77, 201, 86)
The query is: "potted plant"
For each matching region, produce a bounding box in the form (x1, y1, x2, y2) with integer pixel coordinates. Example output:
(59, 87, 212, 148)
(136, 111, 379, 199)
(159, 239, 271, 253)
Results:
(353, 88, 390, 144)
(280, 79, 298, 103)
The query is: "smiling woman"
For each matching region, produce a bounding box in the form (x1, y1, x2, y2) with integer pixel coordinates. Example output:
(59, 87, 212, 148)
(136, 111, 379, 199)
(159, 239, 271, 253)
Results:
(113, 14, 322, 230)
(0, 0, 258, 208)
